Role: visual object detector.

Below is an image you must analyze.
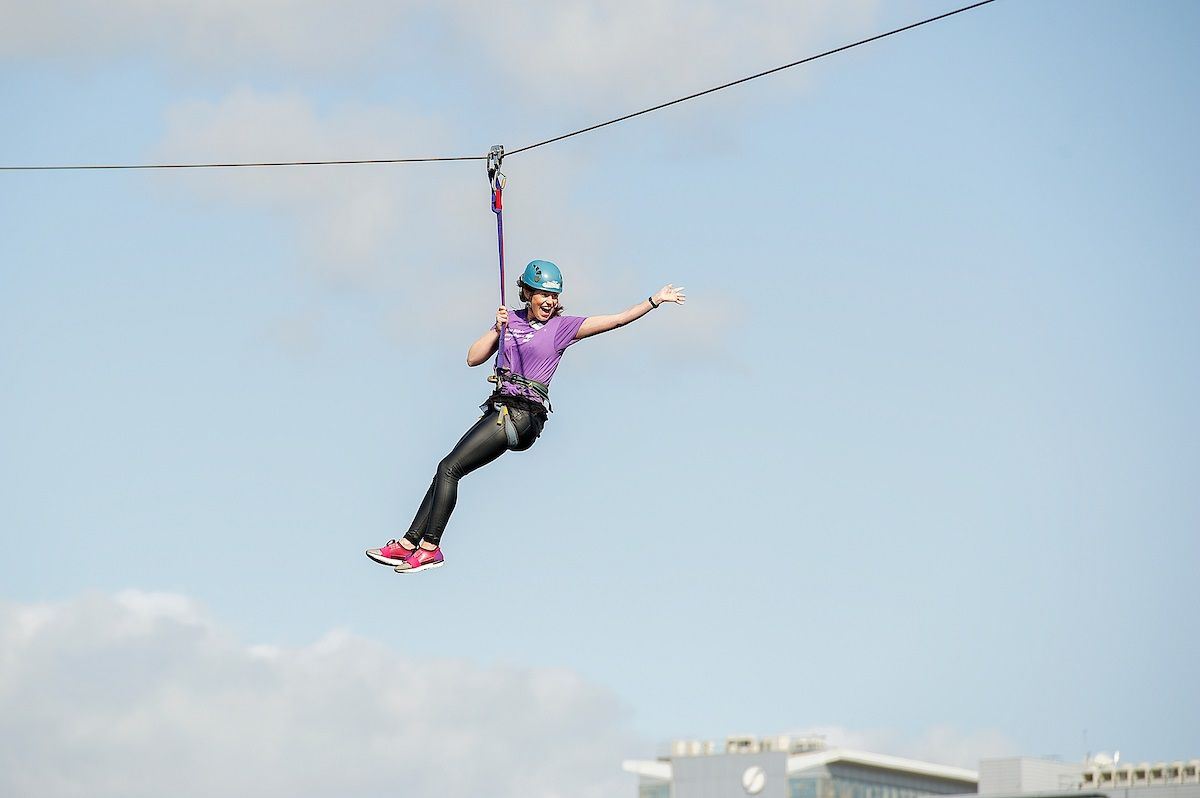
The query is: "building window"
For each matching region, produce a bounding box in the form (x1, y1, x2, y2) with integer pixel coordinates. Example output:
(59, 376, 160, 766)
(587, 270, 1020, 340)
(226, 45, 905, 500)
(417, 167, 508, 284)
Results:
(640, 782, 670, 798)
(791, 777, 820, 798)
(790, 773, 972, 798)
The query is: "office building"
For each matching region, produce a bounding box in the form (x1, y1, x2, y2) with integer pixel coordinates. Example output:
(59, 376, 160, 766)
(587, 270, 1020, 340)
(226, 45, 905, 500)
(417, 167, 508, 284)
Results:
(623, 735, 978, 798)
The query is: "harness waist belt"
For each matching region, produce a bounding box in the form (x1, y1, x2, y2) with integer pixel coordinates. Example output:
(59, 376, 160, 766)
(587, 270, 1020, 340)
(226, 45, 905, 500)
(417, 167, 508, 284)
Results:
(488, 369, 551, 410)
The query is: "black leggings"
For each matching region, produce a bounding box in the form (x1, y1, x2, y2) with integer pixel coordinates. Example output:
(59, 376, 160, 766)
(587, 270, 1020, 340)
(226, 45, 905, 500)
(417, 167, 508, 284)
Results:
(404, 405, 545, 547)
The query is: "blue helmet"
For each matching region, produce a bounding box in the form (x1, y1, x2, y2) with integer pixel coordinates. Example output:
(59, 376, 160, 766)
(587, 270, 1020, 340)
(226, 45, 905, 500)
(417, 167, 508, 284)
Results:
(519, 260, 563, 294)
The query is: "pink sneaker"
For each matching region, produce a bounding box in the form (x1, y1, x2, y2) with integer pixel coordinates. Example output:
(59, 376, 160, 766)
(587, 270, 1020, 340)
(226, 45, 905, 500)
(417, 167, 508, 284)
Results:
(394, 546, 445, 573)
(366, 539, 416, 567)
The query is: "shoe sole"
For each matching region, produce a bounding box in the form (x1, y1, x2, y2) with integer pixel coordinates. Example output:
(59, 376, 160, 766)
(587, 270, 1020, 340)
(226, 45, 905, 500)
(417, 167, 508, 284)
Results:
(395, 561, 444, 574)
(366, 550, 410, 567)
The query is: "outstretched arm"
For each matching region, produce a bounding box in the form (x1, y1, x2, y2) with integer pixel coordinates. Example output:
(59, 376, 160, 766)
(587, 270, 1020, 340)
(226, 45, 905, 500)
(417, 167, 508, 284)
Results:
(575, 284, 686, 341)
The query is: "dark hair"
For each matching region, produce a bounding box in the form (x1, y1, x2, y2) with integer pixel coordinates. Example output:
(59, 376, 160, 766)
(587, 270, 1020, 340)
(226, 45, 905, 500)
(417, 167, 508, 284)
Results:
(517, 280, 564, 317)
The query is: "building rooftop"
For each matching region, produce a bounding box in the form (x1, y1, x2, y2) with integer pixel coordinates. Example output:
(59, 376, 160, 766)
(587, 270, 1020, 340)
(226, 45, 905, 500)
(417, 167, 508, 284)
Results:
(622, 735, 979, 786)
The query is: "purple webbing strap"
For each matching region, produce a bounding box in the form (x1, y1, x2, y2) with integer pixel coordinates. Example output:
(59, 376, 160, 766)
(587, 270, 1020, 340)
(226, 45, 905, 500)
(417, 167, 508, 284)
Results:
(492, 175, 506, 374)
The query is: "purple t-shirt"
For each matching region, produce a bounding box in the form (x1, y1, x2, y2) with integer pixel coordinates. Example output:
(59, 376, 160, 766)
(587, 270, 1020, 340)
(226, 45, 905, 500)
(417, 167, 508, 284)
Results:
(493, 309, 587, 406)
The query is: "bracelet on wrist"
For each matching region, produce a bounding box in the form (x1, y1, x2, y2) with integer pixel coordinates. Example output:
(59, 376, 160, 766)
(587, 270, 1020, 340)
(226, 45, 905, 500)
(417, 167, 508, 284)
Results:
(648, 296, 660, 309)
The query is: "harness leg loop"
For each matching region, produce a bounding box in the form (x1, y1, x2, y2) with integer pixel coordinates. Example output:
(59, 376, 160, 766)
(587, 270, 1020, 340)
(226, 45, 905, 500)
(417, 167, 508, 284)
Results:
(497, 404, 519, 448)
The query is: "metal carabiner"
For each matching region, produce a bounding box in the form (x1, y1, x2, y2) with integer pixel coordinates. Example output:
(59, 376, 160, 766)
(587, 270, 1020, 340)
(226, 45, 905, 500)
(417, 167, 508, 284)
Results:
(486, 144, 505, 184)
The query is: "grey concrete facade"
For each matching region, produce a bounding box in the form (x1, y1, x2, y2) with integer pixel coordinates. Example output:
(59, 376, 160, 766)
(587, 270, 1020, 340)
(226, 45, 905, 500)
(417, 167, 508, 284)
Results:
(980, 759, 1085, 794)
(671, 751, 789, 798)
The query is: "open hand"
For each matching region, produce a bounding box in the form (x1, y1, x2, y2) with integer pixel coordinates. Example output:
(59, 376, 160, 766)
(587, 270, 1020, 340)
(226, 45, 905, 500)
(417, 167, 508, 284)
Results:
(653, 284, 687, 306)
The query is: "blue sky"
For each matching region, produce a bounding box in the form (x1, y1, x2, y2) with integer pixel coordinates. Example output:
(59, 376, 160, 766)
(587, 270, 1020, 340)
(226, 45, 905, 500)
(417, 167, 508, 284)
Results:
(3, 2, 1198, 796)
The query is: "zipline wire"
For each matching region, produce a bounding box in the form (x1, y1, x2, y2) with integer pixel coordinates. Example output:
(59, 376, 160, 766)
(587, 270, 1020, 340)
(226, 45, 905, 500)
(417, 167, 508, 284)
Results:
(0, 155, 483, 171)
(0, 0, 998, 172)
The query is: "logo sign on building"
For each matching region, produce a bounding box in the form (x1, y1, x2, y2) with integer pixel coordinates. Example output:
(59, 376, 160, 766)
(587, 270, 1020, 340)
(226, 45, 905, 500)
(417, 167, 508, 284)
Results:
(743, 766, 767, 795)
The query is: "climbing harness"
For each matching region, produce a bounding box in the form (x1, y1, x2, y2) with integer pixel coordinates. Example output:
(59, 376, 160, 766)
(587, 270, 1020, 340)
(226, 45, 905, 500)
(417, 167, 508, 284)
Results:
(485, 374, 550, 446)
(490, 369, 551, 409)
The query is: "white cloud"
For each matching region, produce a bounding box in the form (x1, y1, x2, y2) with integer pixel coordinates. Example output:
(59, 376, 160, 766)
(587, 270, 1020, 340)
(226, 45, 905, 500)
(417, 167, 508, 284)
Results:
(0, 0, 421, 69)
(9, 0, 887, 324)
(153, 88, 609, 320)
(13, 3, 886, 351)
(3, 0, 879, 109)
(450, 0, 879, 108)
(0, 593, 1027, 797)
(0, 592, 639, 798)
(156, 88, 455, 287)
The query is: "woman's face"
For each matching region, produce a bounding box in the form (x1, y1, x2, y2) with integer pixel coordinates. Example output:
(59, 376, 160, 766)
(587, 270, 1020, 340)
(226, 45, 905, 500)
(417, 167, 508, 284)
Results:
(526, 289, 560, 322)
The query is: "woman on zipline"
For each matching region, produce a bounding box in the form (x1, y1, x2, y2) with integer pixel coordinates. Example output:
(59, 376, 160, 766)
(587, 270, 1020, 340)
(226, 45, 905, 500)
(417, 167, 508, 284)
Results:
(367, 259, 686, 573)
